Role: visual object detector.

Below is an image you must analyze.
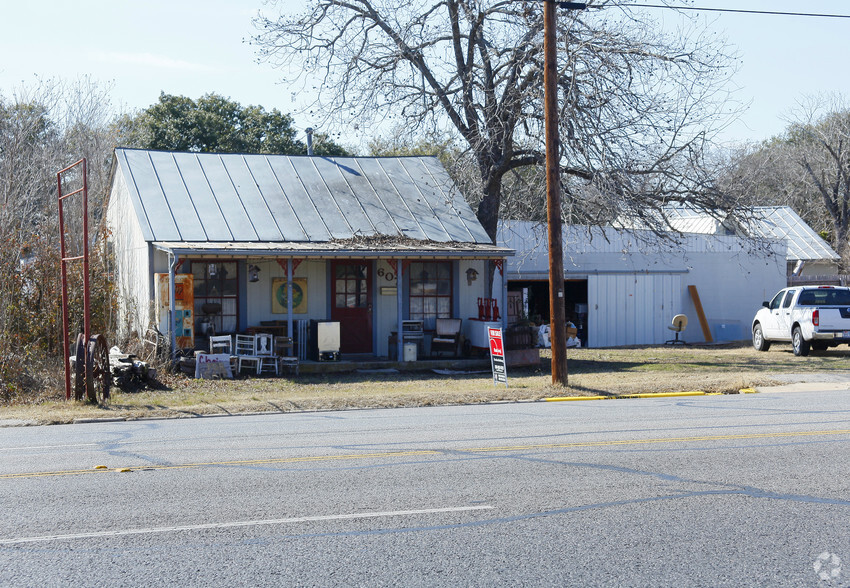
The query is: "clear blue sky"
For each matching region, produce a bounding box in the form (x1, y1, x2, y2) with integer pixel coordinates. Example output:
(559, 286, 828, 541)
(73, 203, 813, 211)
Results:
(1, 0, 848, 149)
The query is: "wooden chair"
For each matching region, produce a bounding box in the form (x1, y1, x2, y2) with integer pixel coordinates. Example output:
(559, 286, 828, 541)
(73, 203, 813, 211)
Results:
(235, 334, 261, 374)
(255, 333, 278, 375)
(209, 335, 233, 355)
(208, 334, 235, 371)
(275, 336, 300, 375)
(431, 318, 462, 357)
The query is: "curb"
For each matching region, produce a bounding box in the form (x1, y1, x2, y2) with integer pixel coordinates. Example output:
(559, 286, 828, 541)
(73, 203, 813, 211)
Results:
(545, 389, 758, 402)
(4, 388, 763, 427)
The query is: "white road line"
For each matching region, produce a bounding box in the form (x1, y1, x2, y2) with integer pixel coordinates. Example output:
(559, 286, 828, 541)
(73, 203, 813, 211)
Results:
(0, 505, 494, 546)
(0, 443, 100, 452)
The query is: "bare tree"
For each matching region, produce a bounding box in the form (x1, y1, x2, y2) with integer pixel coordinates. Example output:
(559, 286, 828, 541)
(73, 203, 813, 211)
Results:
(254, 0, 740, 242)
(788, 99, 850, 269)
(724, 95, 850, 270)
(0, 78, 117, 399)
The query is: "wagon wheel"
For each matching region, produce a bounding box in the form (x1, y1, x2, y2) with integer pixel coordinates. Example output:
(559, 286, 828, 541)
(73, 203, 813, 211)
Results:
(74, 333, 87, 401)
(86, 334, 111, 404)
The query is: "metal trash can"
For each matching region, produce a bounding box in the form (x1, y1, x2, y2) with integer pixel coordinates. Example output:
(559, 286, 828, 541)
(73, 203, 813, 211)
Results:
(403, 342, 417, 362)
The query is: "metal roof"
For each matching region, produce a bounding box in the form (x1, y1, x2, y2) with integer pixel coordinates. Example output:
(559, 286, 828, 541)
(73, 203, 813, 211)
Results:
(747, 206, 839, 261)
(498, 220, 784, 279)
(112, 148, 496, 248)
(152, 240, 512, 259)
(662, 205, 839, 262)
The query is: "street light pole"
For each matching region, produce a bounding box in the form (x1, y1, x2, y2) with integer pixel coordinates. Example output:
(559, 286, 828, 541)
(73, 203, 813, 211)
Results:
(544, 0, 584, 387)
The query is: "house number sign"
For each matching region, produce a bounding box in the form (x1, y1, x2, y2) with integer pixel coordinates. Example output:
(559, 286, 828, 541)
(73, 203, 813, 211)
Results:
(376, 267, 395, 281)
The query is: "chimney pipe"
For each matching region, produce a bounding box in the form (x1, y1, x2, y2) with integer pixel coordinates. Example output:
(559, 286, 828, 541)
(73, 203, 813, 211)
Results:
(306, 127, 314, 156)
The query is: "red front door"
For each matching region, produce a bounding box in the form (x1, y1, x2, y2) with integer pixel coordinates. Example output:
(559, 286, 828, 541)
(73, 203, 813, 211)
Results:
(331, 261, 373, 354)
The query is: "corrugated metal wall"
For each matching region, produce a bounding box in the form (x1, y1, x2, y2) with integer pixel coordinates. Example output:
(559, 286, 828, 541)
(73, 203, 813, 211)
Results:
(588, 273, 682, 347)
(107, 166, 154, 339)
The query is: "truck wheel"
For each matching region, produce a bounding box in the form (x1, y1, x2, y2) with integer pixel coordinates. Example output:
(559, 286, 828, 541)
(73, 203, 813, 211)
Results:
(752, 323, 770, 351)
(792, 327, 810, 356)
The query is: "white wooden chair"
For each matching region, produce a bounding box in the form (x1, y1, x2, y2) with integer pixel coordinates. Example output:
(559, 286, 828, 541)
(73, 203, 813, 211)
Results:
(209, 334, 236, 371)
(255, 333, 278, 375)
(209, 335, 233, 355)
(235, 334, 261, 374)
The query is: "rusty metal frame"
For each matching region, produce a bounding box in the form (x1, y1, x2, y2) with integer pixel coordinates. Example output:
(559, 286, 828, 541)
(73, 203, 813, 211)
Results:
(57, 158, 90, 401)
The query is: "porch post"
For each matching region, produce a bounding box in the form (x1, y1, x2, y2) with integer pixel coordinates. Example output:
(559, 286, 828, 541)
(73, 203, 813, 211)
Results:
(397, 257, 404, 361)
(168, 252, 179, 359)
(501, 256, 509, 330)
(287, 258, 294, 356)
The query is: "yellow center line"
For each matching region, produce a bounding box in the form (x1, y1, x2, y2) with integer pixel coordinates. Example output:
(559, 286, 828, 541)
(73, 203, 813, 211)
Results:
(464, 429, 850, 452)
(3, 429, 849, 480)
(0, 450, 442, 479)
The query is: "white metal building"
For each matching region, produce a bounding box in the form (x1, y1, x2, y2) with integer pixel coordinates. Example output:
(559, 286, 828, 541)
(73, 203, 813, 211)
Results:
(498, 221, 787, 347)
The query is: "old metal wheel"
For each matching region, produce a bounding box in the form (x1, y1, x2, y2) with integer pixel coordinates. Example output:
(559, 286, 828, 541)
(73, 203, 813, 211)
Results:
(86, 334, 111, 404)
(792, 327, 810, 357)
(74, 333, 87, 401)
(752, 323, 770, 352)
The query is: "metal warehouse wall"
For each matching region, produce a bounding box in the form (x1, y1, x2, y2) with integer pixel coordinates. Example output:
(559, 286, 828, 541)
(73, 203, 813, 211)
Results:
(588, 273, 682, 347)
(499, 221, 787, 348)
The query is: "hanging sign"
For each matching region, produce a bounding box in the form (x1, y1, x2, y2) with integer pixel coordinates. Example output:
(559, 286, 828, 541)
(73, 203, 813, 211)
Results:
(488, 327, 508, 387)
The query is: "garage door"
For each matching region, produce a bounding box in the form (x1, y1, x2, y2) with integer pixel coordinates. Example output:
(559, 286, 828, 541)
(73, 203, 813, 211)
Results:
(587, 273, 682, 347)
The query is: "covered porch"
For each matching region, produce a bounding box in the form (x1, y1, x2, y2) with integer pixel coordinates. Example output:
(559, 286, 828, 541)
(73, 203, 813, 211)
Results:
(154, 240, 512, 373)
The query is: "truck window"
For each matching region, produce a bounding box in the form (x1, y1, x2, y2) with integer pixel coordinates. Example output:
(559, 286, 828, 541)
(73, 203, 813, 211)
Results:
(797, 291, 815, 305)
(797, 288, 850, 306)
(828, 290, 850, 305)
(782, 291, 795, 308)
(769, 291, 785, 310)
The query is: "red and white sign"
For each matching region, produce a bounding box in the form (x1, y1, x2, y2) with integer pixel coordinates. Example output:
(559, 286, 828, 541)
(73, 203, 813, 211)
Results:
(488, 327, 508, 387)
(489, 328, 504, 356)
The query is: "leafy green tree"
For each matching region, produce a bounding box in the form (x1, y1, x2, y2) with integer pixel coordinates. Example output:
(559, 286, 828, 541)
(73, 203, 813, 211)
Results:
(117, 92, 348, 156)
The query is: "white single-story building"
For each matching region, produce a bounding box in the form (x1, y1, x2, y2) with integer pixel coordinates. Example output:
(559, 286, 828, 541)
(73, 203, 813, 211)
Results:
(498, 221, 788, 347)
(105, 148, 513, 360)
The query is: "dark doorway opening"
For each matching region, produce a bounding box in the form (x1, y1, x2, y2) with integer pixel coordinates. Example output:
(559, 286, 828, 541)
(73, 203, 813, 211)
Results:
(508, 279, 588, 346)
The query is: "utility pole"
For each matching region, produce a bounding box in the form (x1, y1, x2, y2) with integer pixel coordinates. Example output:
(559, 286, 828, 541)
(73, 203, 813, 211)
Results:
(544, 0, 585, 387)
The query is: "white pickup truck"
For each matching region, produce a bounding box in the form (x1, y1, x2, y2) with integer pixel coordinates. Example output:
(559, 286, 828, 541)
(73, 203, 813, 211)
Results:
(752, 285, 850, 356)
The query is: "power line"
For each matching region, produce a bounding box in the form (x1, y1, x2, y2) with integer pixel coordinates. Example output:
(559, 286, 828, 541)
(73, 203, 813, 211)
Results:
(617, 4, 850, 19)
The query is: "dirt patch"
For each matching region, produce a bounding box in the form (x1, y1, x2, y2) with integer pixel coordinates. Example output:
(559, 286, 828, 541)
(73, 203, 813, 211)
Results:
(2, 343, 846, 426)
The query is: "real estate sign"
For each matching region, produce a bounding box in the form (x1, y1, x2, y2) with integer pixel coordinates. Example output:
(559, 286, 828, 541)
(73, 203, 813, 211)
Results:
(488, 327, 508, 387)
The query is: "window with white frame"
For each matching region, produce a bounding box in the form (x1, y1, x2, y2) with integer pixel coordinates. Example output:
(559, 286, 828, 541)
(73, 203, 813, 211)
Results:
(409, 261, 452, 330)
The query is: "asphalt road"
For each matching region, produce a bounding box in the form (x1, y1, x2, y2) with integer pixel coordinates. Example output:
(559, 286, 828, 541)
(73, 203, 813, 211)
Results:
(1, 389, 848, 587)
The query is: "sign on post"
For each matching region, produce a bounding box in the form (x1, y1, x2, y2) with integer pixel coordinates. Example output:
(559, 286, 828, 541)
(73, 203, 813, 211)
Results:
(488, 327, 508, 387)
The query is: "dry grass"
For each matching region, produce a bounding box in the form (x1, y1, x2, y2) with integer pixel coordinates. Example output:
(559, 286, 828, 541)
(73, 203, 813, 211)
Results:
(2, 342, 847, 426)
